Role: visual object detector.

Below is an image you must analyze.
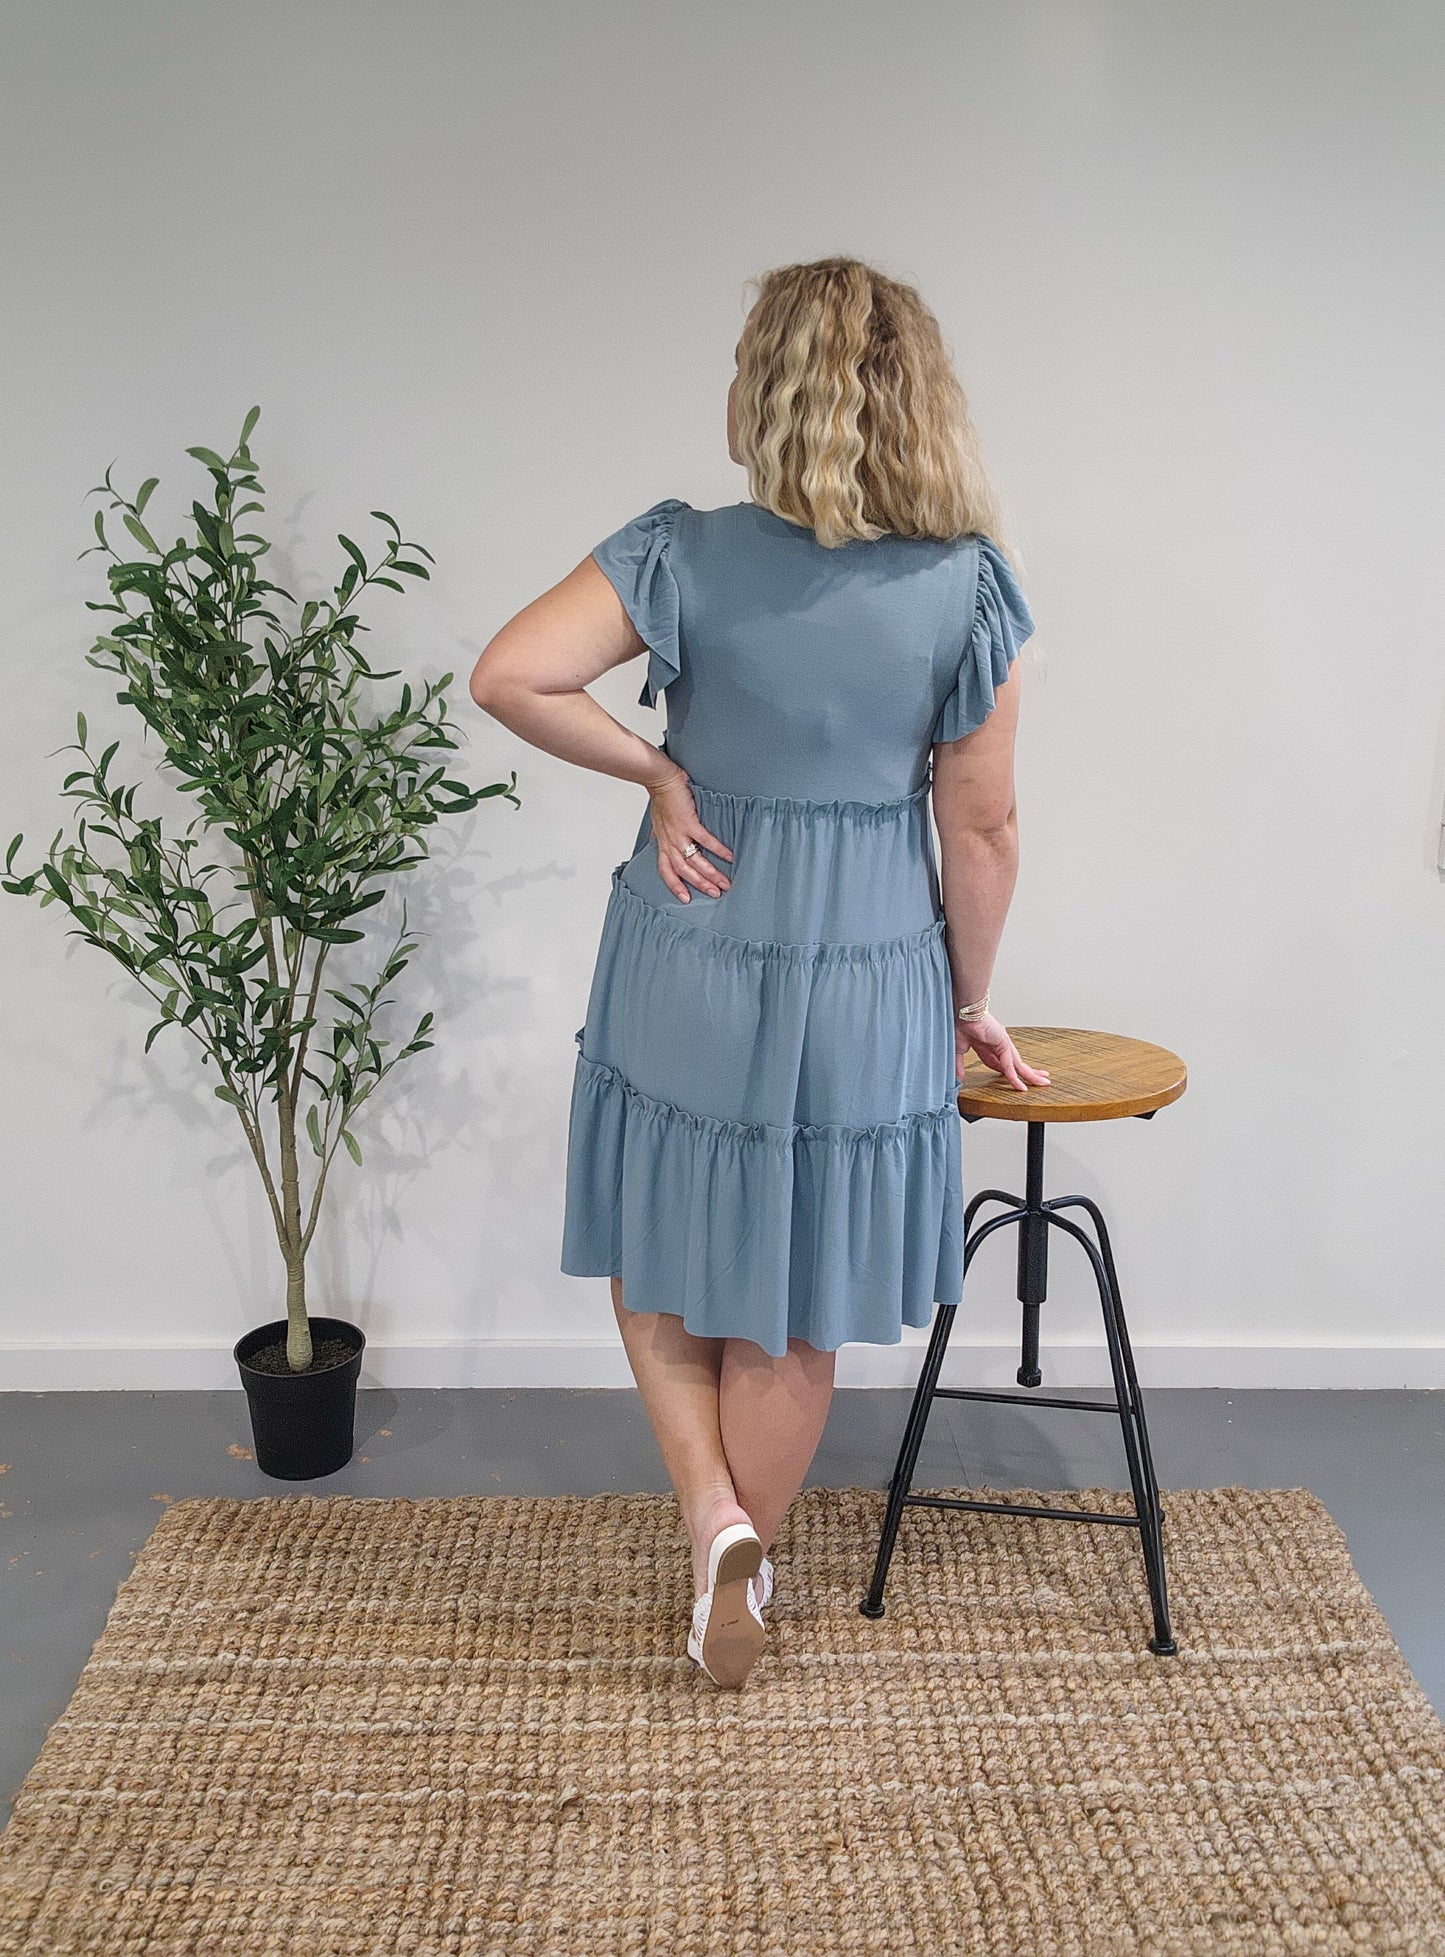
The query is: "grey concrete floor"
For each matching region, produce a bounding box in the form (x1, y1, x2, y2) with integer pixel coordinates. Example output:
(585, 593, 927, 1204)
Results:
(2, 1385, 1443, 1830)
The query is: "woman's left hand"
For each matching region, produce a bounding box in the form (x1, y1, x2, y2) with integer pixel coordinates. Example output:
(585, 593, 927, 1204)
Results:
(954, 1011, 1051, 1093)
(646, 766, 734, 901)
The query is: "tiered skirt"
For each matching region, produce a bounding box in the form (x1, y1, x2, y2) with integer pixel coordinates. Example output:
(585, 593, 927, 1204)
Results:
(560, 775, 965, 1356)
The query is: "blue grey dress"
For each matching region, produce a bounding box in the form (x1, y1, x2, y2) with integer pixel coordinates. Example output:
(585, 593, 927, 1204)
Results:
(560, 498, 1035, 1356)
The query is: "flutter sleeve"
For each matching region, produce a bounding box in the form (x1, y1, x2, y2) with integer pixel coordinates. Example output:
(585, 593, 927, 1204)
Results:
(932, 534, 1036, 744)
(590, 497, 690, 708)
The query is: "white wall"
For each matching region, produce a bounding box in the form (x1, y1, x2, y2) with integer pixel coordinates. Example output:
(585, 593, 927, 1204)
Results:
(2, 0, 1441, 1392)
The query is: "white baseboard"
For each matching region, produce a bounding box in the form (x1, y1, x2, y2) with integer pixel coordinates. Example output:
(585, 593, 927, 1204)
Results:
(2, 1338, 1442, 1393)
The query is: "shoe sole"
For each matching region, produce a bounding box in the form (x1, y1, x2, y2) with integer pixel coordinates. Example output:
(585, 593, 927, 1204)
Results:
(699, 1532, 765, 1688)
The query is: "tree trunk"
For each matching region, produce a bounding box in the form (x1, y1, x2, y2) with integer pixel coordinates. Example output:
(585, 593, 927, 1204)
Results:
(277, 1077, 312, 1371)
(284, 1253, 311, 1370)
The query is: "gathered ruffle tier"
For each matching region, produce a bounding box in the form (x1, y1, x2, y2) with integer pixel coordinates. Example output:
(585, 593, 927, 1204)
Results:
(616, 773, 944, 945)
(560, 778, 965, 1357)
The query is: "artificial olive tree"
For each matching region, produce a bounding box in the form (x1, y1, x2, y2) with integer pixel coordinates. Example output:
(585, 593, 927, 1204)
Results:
(4, 409, 517, 1368)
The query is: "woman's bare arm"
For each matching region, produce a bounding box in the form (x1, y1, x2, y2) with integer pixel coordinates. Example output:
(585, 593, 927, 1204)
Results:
(931, 662, 1050, 1092)
(469, 556, 681, 787)
(469, 556, 733, 901)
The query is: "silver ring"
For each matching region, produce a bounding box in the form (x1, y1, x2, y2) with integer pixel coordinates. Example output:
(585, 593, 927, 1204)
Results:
(681, 842, 698, 858)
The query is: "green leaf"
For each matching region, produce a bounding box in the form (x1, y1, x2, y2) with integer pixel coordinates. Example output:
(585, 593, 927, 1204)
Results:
(341, 1128, 363, 1167)
(76, 710, 88, 746)
(186, 446, 230, 473)
(122, 512, 159, 555)
(306, 1104, 323, 1157)
(392, 561, 430, 579)
(214, 1084, 246, 1108)
(134, 476, 160, 515)
(240, 405, 261, 444)
(337, 534, 368, 577)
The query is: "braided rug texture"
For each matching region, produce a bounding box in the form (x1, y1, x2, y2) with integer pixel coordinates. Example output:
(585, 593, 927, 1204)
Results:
(1, 1485, 1442, 1955)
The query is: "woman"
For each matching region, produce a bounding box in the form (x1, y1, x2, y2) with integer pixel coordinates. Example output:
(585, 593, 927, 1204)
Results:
(469, 255, 1049, 1690)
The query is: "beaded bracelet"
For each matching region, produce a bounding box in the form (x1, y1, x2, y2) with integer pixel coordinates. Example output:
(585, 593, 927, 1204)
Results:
(956, 989, 991, 1022)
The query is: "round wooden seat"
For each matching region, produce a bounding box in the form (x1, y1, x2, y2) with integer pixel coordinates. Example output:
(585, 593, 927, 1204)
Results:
(958, 1026, 1187, 1124)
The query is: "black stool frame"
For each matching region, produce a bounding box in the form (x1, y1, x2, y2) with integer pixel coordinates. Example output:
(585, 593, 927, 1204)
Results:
(860, 1115, 1178, 1656)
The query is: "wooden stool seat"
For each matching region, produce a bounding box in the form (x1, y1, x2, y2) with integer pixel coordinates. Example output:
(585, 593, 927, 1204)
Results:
(960, 1026, 1187, 1124)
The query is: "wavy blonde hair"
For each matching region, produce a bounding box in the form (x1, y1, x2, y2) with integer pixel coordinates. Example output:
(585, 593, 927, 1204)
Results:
(734, 256, 1016, 559)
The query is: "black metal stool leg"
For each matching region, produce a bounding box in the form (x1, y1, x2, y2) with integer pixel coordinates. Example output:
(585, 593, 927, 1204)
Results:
(860, 1121, 1178, 1656)
(1017, 1123, 1048, 1388)
(858, 1203, 1024, 1618)
(1050, 1195, 1166, 1529)
(1046, 1194, 1177, 1655)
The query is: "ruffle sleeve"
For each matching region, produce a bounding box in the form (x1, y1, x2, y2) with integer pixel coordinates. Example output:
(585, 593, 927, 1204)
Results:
(932, 534, 1035, 744)
(590, 497, 689, 709)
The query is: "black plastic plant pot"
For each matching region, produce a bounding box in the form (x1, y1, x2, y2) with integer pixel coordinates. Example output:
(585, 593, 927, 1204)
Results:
(233, 1315, 367, 1481)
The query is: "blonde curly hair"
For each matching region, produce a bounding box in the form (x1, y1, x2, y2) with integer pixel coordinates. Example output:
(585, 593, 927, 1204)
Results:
(734, 256, 1015, 557)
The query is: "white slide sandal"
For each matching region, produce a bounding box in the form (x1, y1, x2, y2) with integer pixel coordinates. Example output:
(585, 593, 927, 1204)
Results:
(752, 1556, 774, 1613)
(686, 1521, 766, 1687)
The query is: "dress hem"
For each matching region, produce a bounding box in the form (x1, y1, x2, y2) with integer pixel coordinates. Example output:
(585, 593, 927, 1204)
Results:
(561, 1041, 966, 1356)
(552, 1275, 953, 1360)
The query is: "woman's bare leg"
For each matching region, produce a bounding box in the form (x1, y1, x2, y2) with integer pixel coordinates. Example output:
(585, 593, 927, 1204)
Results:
(610, 1278, 752, 1596)
(718, 1334, 837, 1557)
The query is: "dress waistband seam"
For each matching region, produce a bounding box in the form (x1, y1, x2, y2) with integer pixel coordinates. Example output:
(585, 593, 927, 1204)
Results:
(688, 776, 930, 816)
(654, 743, 931, 818)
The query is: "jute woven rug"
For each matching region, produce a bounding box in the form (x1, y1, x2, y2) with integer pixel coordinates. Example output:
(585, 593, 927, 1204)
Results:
(1, 1486, 1442, 1955)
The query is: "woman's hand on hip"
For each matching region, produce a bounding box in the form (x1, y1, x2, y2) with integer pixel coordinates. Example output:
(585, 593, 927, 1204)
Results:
(954, 1012, 1051, 1093)
(646, 767, 734, 901)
